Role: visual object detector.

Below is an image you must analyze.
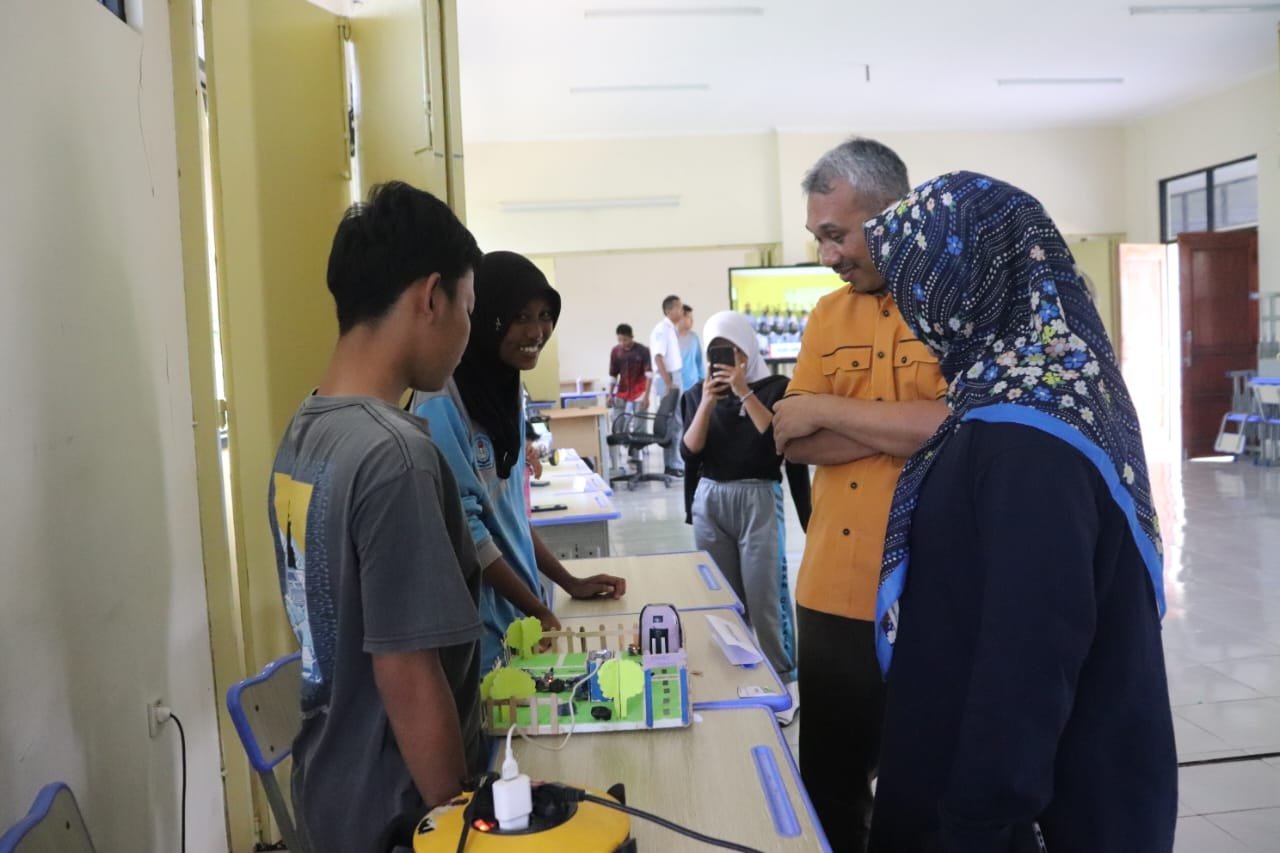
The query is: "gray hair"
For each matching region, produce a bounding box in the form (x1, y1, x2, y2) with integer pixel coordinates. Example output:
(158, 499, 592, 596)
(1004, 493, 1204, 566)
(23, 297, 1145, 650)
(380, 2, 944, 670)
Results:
(801, 137, 910, 209)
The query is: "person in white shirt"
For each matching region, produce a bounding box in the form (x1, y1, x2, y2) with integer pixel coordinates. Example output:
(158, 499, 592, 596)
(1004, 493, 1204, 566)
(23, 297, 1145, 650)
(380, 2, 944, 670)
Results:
(649, 294, 685, 475)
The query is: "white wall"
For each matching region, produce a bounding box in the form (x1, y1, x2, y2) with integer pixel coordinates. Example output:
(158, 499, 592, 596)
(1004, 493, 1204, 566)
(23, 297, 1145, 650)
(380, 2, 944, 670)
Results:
(1125, 71, 1280, 290)
(550, 248, 759, 384)
(0, 2, 226, 850)
(466, 125, 1133, 383)
(775, 127, 1130, 263)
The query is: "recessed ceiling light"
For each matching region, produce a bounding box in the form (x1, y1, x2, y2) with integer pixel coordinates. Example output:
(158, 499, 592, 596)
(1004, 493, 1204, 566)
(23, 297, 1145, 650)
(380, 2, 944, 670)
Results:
(1129, 3, 1280, 13)
(996, 77, 1125, 86)
(569, 84, 711, 94)
(584, 5, 764, 17)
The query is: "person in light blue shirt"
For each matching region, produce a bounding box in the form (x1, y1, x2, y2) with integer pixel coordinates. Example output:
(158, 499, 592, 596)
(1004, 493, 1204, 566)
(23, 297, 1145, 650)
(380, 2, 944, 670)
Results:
(678, 304, 705, 392)
(415, 251, 626, 669)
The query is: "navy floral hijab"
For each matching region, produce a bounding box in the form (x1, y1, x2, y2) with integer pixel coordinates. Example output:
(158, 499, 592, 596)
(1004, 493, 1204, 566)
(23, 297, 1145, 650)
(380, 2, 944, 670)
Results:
(865, 171, 1164, 674)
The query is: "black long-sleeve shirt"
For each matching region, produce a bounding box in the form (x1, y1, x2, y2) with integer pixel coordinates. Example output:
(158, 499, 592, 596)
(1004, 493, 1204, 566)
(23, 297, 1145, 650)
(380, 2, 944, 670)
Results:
(679, 374, 811, 529)
(870, 421, 1177, 853)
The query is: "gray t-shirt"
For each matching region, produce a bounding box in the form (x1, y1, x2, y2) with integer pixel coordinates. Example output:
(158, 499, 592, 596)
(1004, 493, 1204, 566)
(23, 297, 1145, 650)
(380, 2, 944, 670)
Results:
(267, 395, 485, 853)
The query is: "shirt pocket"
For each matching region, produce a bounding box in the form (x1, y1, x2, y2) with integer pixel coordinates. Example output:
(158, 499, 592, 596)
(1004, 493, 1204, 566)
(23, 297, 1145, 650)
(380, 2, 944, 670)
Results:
(893, 339, 942, 400)
(821, 346, 873, 399)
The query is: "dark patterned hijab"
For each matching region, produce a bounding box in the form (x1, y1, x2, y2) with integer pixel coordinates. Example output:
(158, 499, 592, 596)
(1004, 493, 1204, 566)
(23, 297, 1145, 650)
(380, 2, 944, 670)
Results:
(865, 171, 1164, 673)
(453, 251, 561, 479)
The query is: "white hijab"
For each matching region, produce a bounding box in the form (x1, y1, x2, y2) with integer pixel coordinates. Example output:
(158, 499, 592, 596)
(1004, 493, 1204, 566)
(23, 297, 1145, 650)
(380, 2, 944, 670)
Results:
(702, 310, 770, 384)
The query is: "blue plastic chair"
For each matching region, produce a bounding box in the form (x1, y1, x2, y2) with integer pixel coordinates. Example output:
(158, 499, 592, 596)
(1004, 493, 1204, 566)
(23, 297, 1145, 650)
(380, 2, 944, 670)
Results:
(0, 782, 96, 853)
(227, 651, 305, 853)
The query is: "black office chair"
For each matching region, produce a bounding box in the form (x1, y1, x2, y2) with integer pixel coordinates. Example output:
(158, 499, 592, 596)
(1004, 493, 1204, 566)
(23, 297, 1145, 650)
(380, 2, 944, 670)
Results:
(606, 411, 636, 486)
(614, 389, 680, 490)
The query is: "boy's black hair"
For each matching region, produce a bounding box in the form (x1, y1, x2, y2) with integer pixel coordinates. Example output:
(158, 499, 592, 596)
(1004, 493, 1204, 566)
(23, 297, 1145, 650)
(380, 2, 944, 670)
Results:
(662, 294, 681, 312)
(616, 323, 634, 337)
(326, 181, 483, 334)
(682, 304, 693, 315)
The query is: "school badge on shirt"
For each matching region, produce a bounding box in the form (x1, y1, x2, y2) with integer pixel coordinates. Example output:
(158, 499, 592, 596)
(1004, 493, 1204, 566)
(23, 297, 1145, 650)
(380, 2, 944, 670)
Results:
(474, 433, 494, 470)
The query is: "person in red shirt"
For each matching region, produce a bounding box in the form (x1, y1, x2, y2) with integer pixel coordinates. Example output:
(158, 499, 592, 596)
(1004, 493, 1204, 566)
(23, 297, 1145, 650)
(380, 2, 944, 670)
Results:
(608, 323, 651, 474)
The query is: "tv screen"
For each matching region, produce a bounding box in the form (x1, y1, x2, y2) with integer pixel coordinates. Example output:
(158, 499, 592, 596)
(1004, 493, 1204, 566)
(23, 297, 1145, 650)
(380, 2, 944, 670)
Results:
(727, 266, 844, 361)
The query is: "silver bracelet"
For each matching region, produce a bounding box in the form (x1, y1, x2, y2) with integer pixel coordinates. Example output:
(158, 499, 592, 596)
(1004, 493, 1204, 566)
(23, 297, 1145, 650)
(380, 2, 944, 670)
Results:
(738, 389, 756, 403)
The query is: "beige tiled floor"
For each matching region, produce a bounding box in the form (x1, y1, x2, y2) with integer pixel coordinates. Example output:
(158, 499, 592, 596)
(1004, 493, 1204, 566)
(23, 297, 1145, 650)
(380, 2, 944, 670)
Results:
(606, 451, 1280, 850)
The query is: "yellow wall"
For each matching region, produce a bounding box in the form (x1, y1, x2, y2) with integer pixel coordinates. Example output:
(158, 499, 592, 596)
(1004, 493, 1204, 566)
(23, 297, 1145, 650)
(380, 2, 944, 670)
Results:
(0, 1, 227, 848)
(464, 127, 1128, 263)
(524, 256, 562, 401)
(1068, 236, 1123, 343)
(465, 133, 782, 256)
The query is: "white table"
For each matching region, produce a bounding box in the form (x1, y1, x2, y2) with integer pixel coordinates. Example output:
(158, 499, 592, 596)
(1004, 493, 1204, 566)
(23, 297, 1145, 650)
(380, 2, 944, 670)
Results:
(555, 551, 742, 619)
(493, 705, 829, 852)
(529, 491, 620, 560)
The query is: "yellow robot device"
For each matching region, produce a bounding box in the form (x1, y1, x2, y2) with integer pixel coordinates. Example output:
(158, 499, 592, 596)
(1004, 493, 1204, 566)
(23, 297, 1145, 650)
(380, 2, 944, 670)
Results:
(412, 781, 635, 853)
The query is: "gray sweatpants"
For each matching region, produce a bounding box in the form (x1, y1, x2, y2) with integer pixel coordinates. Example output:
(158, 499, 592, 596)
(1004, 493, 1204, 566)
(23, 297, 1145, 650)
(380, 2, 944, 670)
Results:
(692, 478, 796, 680)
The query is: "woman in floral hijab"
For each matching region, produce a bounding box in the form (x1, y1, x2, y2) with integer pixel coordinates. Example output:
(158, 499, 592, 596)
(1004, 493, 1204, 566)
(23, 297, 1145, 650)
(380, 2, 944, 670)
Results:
(863, 172, 1176, 853)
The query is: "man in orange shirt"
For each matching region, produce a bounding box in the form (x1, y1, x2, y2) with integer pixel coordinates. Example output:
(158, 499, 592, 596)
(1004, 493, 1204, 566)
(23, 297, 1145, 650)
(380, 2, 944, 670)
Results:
(774, 138, 949, 852)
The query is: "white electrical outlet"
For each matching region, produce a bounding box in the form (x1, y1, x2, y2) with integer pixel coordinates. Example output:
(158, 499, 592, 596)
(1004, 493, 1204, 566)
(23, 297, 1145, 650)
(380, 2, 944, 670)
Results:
(147, 698, 166, 738)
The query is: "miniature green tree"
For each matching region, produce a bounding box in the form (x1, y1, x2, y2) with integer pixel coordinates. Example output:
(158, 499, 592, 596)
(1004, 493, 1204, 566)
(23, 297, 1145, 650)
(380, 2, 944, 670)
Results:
(487, 666, 536, 724)
(596, 659, 645, 719)
(504, 616, 544, 659)
(479, 668, 499, 701)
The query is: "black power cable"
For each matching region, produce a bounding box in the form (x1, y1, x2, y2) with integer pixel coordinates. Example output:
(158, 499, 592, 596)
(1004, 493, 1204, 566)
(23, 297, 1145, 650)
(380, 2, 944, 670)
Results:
(578, 792, 764, 853)
(169, 712, 189, 853)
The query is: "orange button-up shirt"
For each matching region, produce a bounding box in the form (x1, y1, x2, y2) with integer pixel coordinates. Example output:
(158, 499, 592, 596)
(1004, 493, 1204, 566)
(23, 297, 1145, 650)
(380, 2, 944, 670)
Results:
(786, 289, 947, 621)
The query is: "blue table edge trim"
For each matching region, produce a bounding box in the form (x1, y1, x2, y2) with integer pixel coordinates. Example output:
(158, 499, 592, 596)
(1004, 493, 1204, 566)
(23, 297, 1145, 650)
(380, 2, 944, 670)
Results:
(752, 745, 802, 837)
(718, 703, 832, 852)
(529, 510, 621, 527)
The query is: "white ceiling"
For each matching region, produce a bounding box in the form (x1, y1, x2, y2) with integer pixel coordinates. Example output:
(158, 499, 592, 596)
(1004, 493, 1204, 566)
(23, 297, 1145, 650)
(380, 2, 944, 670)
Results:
(456, 1, 1279, 142)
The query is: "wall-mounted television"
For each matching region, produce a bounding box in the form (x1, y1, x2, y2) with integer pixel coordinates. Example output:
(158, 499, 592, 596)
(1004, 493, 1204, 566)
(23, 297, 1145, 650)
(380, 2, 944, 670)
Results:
(727, 265, 845, 362)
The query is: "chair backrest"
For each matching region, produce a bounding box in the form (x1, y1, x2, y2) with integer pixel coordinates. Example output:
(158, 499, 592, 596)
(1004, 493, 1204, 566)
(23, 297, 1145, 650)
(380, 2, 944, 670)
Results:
(1253, 379, 1280, 408)
(227, 652, 303, 773)
(624, 389, 681, 447)
(0, 783, 96, 853)
(227, 652, 307, 852)
(652, 388, 682, 442)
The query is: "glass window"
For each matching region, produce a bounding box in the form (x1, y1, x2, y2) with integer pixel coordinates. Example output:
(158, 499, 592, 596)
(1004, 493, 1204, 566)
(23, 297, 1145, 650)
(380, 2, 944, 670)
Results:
(1165, 172, 1208, 241)
(1160, 157, 1258, 242)
(98, 0, 126, 22)
(1213, 158, 1259, 231)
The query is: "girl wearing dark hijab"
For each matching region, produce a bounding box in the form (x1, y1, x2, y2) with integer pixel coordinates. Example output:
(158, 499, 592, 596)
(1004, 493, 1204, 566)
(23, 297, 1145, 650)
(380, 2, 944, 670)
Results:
(415, 251, 625, 669)
(864, 173, 1176, 853)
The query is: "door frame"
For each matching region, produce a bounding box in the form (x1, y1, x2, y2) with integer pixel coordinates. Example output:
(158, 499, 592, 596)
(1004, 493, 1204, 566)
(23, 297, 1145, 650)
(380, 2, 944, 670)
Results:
(167, 0, 257, 848)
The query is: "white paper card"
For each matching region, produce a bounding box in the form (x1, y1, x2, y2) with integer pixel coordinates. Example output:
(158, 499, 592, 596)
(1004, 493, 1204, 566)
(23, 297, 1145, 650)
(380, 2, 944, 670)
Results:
(707, 614, 764, 667)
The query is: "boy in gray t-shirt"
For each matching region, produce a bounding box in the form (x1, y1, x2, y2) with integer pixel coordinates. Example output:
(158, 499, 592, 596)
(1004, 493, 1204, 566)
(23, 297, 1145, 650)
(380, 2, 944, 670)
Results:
(267, 181, 485, 853)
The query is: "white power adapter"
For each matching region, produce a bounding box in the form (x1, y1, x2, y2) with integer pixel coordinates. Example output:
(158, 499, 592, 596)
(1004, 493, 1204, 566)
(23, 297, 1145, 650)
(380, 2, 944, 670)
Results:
(493, 728, 532, 831)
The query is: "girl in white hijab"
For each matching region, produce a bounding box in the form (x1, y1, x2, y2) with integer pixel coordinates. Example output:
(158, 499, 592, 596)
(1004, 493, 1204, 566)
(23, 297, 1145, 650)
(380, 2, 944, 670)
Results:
(680, 310, 811, 720)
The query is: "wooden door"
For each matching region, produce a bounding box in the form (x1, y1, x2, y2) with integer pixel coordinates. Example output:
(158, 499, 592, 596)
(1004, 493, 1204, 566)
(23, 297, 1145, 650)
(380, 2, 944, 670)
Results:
(1179, 229, 1259, 458)
(1119, 244, 1178, 464)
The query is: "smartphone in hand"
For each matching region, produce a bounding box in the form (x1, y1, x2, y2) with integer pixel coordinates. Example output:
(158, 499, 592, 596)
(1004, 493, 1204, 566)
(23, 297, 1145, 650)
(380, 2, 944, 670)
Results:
(707, 344, 735, 369)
